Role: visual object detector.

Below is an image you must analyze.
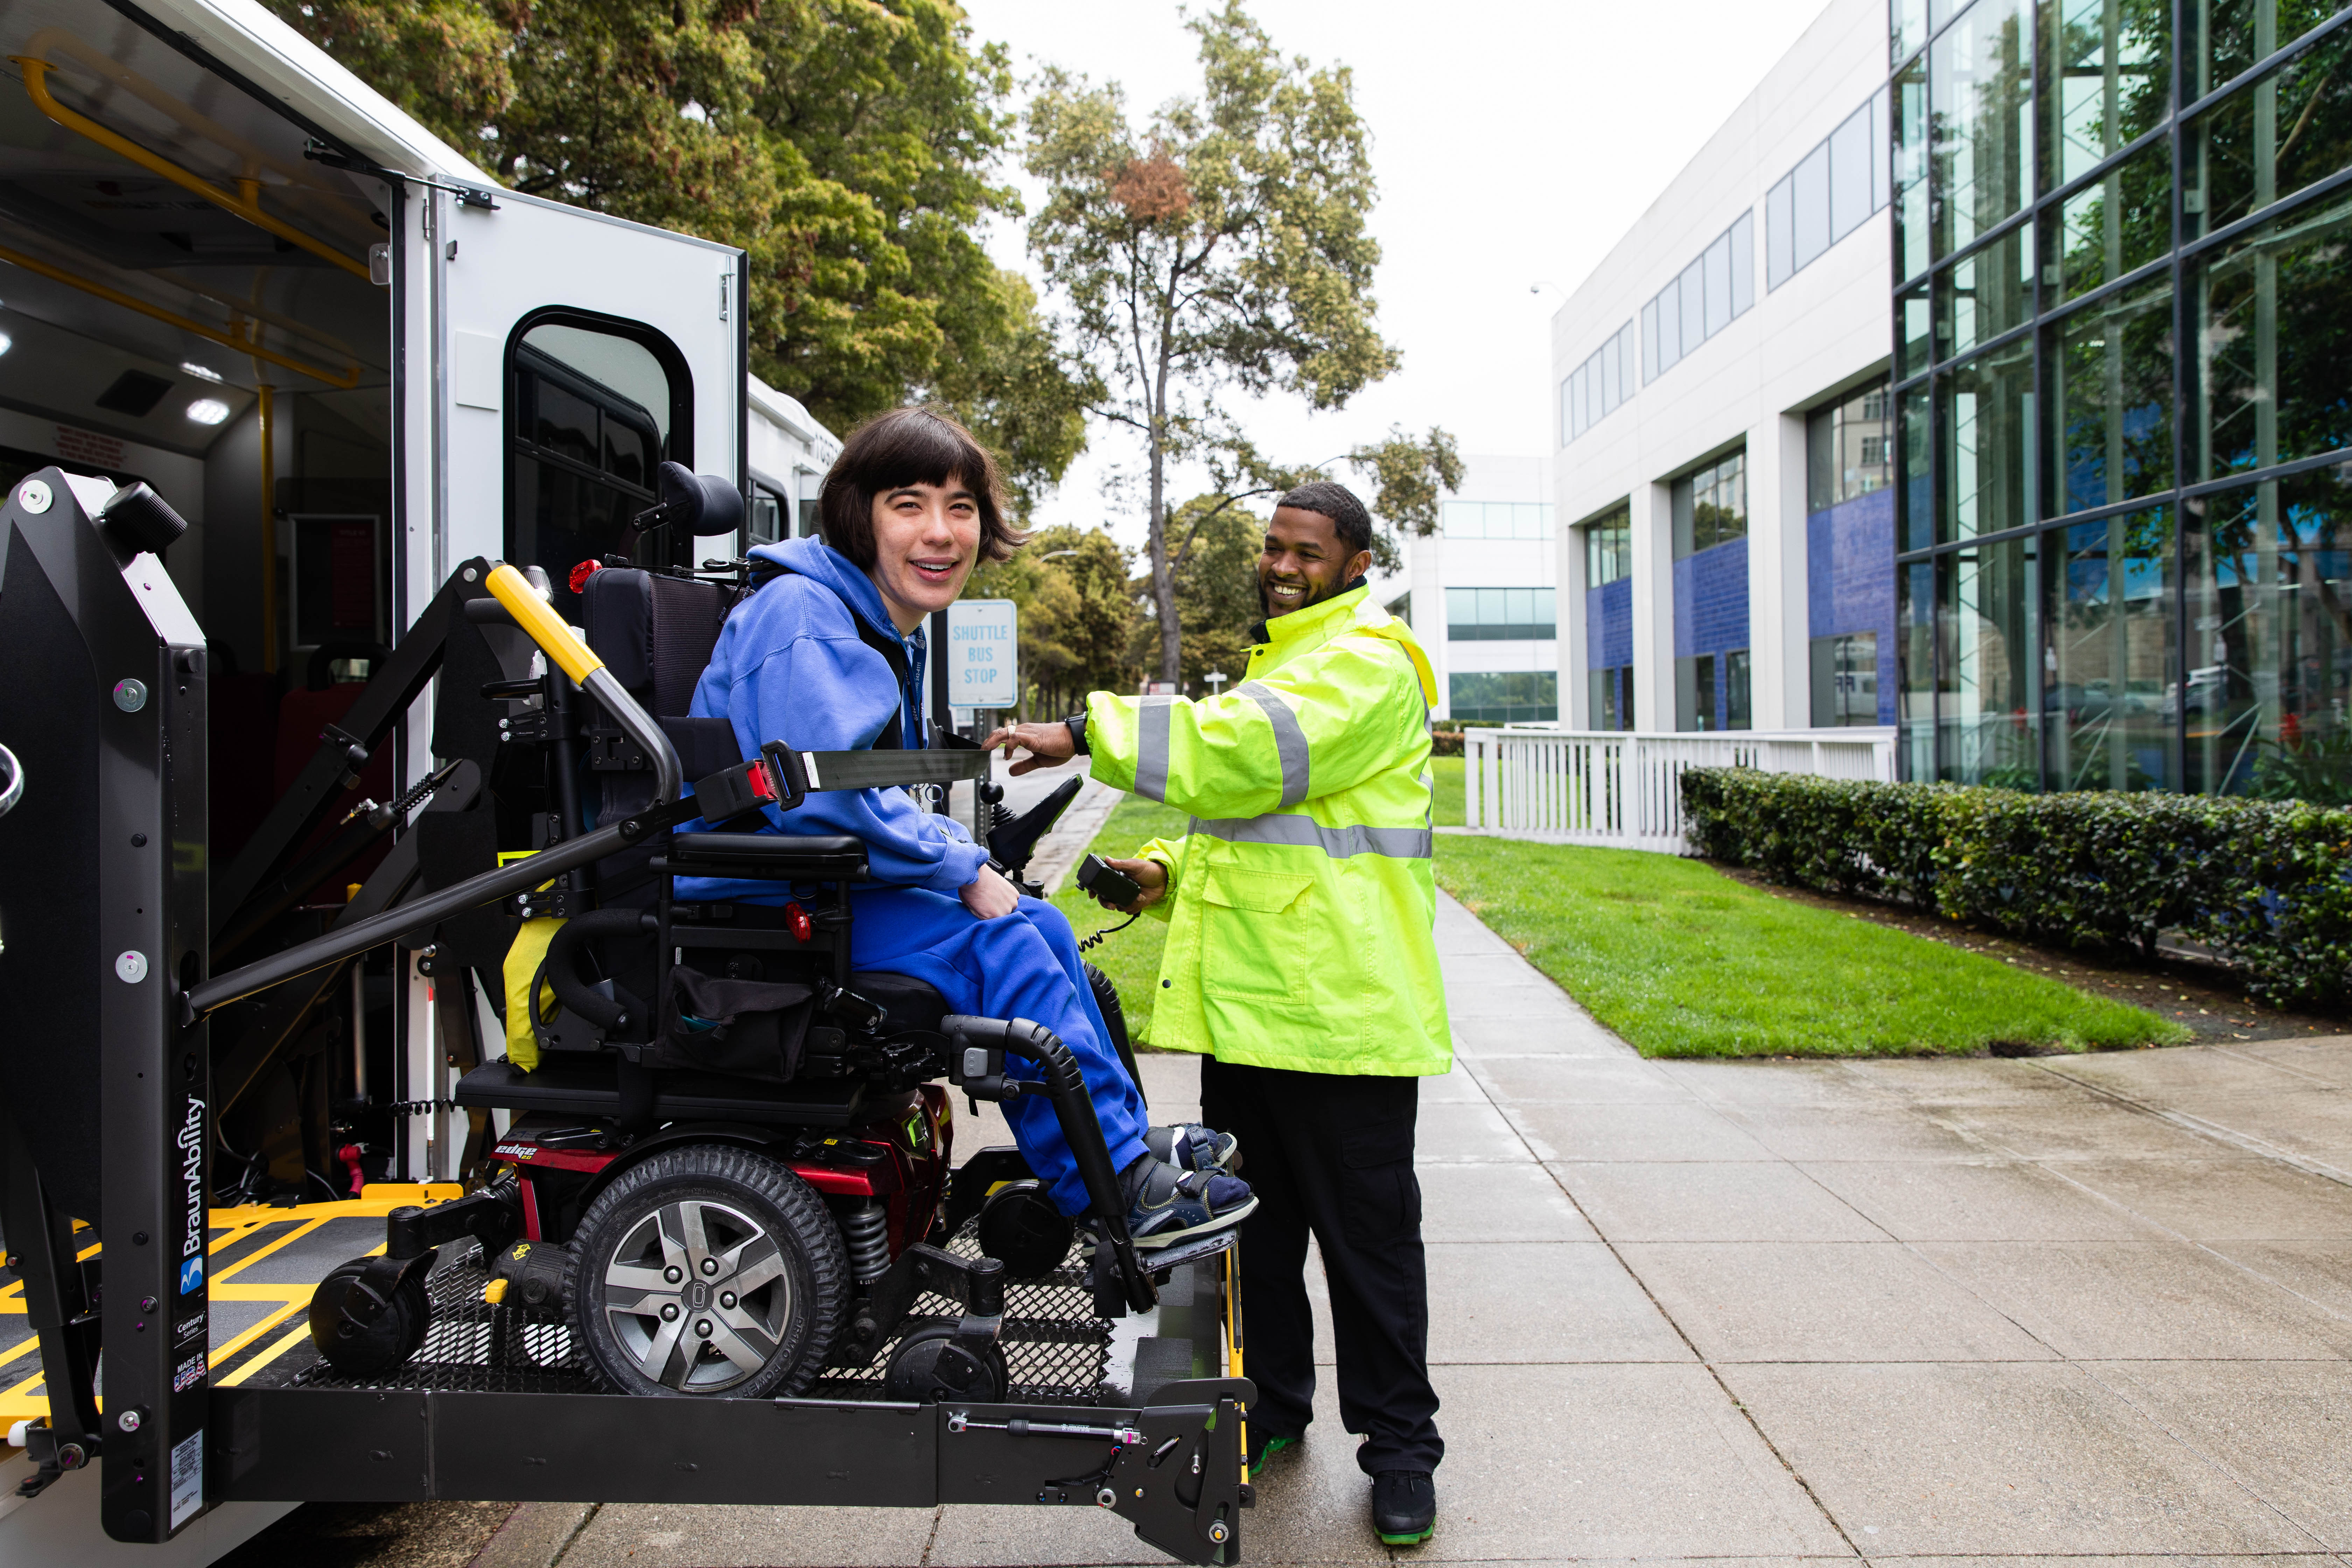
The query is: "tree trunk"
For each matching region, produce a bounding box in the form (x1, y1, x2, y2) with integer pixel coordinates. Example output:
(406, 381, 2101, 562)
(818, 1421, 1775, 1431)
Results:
(1149, 428, 1181, 686)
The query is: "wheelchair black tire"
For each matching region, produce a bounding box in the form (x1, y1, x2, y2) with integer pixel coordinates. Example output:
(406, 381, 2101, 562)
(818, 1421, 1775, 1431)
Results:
(563, 1143, 847, 1398)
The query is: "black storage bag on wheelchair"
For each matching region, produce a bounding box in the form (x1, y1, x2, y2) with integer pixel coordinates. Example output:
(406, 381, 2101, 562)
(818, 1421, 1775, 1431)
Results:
(658, 967, 817, 1082)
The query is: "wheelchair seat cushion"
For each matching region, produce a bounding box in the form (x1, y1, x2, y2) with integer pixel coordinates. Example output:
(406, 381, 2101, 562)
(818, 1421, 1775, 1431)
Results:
(845, 970, 952, 1034)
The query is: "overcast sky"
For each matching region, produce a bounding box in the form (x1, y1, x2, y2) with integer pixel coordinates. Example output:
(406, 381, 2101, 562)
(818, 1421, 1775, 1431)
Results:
(957, 0, 1840, 542)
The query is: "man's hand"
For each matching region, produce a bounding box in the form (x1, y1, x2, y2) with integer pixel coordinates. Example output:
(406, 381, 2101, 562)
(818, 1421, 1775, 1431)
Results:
(1095, 857, 1166, 915)
(983, 720, 1076, 776)
(960, 864, 1020, 920)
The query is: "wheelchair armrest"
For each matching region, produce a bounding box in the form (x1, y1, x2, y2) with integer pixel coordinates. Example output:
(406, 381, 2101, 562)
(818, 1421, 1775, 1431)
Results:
(667, 832, 869, 878)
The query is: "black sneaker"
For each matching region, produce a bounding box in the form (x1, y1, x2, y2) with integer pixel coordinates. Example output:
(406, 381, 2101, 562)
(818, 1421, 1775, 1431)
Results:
(1372, 1469, 1436, 1546)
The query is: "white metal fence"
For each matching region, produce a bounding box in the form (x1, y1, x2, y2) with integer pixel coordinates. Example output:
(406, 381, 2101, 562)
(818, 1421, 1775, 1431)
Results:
(1460, 727, 1898, 852)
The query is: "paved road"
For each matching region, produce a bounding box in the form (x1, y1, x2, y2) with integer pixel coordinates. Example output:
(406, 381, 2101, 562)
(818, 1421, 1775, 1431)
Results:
(276, 888, 2352, 1564)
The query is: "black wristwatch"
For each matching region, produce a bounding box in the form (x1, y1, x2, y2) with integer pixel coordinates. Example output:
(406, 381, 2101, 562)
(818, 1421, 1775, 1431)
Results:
(1064, 713, 1090, 755)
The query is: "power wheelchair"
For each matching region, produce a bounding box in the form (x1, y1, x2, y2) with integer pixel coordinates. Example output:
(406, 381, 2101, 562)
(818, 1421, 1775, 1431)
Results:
(292, 472, 1179, 1407)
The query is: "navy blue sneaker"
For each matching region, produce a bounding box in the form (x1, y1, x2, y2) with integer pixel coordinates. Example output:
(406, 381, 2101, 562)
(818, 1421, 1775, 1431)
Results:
(1145, 1122, 1240, 1174)
(1119, 1156, 1256, 1250)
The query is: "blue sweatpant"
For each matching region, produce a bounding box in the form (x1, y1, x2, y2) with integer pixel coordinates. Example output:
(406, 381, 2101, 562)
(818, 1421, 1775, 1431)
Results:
(847, 887, 1150, 1217)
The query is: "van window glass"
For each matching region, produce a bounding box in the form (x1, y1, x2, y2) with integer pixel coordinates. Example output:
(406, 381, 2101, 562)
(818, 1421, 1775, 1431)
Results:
(510, 320, 688, 617)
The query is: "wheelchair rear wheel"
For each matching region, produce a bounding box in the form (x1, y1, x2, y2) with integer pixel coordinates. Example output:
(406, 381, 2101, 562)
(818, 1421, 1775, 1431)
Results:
(564, 1144, 848, 1397)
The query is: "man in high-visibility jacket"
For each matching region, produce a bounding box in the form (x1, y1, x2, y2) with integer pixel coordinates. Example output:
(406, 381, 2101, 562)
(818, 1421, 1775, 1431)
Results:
(985, 481, 1449, 1547)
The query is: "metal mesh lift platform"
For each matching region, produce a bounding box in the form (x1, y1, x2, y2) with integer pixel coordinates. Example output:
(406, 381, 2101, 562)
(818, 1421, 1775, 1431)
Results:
(264, 1219, 1124, 1406)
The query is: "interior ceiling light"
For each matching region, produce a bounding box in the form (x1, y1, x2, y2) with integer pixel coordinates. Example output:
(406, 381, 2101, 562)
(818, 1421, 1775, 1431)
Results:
(185, 398, 231, 426)
(180, 361, 221, 382)
(0, 332, 11, 358)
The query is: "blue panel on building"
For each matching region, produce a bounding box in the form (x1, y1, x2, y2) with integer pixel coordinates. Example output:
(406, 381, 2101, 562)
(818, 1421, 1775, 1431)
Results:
(1588, 576, 1633, 669)
(1672, 537, 1749, 659)
(1806, 490, 1897, 724)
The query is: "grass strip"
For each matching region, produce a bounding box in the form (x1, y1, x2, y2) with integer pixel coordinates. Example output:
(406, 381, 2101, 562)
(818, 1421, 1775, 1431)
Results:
(1049, 793, 1185, 1044)
(1433, 834, 2188, 1057)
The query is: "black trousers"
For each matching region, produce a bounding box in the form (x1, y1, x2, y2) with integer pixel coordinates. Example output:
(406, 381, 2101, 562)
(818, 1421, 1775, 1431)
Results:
(1199, 1057, 1443, 1475)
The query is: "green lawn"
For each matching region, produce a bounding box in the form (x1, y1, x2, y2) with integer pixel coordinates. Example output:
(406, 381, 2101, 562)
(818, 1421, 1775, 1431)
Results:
(1050, 794, 1184, 1044)
(1434, 836, 2186, 1057)
(1431, 753, 1464, 826)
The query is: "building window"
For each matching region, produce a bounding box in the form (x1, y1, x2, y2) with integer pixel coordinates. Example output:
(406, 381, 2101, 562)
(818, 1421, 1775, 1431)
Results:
(1676, 650, 1752, 731)
(1672, 450, 1748, 558)
(1807, 387, 1891, 513)
(1812, 631, 1881, 726)
(1441, 500, 1554, 540)
(1642, 212, 1755, 382)
(1930, 0, 2033, 263)
(1563, 321, 1639, 444)
(1583, 504, 1631, 586)
(1589, 667, 1634, 730)
(1446, 587, 1558, 640)
(1451, 672, 1558, 723)
(1767, 89, 1891, 289)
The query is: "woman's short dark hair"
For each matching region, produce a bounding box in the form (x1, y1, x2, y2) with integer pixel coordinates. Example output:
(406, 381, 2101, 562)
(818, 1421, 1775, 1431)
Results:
(817, 405, 1022, 568)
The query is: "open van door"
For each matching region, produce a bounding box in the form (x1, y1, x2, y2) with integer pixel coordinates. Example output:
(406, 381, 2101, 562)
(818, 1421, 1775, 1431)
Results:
(391, 186, 744, 1176)
(402, 184, 746, 623)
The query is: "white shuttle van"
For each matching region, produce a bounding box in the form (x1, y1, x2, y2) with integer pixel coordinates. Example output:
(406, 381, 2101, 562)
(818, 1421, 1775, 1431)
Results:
(0, 0, 834, 1192)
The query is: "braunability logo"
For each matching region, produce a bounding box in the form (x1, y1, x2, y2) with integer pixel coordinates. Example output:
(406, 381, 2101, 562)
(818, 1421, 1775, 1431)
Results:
(178, 1097, 205, 1294)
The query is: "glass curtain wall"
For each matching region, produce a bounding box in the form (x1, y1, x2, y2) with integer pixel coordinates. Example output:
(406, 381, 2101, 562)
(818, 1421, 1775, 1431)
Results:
(1891, 0, 2352, 792)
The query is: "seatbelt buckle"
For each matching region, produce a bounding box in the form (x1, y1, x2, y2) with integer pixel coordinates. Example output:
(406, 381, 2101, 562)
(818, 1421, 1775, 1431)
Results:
(690, 741, 810, 827)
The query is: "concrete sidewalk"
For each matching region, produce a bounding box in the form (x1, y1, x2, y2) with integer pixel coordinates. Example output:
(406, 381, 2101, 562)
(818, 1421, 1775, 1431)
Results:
(473, 890, 2352, 1567)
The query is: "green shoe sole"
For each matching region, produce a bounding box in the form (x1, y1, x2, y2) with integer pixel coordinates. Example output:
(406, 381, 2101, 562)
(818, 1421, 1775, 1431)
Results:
(1247, 1435, 1294, 1477)
(1378, 1525, 1435, 1547)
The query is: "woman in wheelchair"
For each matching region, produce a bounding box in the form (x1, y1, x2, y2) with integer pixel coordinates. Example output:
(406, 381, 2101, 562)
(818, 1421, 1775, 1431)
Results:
(678, 406, 1253, 1250)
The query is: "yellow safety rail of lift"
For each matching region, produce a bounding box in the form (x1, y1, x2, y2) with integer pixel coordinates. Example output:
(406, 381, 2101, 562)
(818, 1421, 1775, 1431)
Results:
(0, 1185, 466, 1431)
(1225, 1241, 1250, 1492)
(14, 56, 373, 283)
(0, 240, 362, 390)
(485, 562, 605, 686)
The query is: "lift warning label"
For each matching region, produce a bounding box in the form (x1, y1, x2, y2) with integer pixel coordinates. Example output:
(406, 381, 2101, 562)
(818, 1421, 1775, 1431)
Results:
(170, 1430, 203, 1528)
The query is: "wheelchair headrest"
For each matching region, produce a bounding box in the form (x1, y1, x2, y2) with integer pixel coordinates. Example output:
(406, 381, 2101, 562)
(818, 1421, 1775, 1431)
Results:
(657, 462, 747, 539)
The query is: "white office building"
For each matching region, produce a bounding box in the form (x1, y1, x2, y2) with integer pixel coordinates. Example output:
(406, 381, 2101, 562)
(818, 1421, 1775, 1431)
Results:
(1550, 0, 1895, 738)
(1387, 455, 1558, 723)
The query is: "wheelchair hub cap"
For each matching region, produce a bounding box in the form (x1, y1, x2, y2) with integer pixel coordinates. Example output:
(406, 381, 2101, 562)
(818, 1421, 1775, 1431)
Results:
(599, 1198, 792, 1392)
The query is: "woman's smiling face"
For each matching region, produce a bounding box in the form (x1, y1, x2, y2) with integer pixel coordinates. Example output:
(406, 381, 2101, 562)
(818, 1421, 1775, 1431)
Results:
(866, 478, 980, 632)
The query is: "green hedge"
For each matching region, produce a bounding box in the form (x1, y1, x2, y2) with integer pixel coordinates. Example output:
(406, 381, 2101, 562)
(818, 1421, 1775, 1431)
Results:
(1679, 769, 2352, 1009)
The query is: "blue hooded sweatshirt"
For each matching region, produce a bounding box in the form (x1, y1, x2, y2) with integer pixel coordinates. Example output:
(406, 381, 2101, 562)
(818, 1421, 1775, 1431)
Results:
(675, 536, 989, 901)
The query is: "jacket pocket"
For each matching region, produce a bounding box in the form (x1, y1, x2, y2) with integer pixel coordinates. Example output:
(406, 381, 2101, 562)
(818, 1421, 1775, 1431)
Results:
(1198, 864, 1313, 998)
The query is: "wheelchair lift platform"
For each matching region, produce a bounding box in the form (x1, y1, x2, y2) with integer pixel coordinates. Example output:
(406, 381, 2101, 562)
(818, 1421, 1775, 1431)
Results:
(3, 1188, 1247, 1563)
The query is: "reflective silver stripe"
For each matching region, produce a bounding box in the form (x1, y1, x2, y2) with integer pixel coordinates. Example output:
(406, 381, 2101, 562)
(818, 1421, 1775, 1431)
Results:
(1238, 681, 1310, 808)
(1135, 695, 1175, 802)
(1191, 814, 1433, 860)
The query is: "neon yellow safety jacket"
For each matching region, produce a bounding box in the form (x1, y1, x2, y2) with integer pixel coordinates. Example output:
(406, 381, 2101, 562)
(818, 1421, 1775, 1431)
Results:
(1084, 586, 1451, 1077)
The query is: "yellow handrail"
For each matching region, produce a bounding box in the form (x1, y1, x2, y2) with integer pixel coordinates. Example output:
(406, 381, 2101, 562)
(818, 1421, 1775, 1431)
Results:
(0, 241, 361, 389)
(486, 564, 606, 686)
(14, 56, 373, 282)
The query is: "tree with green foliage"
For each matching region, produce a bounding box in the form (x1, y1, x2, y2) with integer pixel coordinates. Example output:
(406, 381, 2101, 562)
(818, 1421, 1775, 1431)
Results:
(1023, 2, 1404, 682)
(263, 0, 1092, 501)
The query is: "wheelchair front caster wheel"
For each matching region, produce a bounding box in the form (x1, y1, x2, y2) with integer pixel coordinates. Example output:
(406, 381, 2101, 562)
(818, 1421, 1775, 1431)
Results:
(308, 1258, 430, 1376)
(975, 1180, 1074, 1280)
(883, 1322, 1009, 1403)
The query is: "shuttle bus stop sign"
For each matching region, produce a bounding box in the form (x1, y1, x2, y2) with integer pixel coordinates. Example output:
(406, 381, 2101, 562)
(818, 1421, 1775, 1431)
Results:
(946, 598, 1018, 712)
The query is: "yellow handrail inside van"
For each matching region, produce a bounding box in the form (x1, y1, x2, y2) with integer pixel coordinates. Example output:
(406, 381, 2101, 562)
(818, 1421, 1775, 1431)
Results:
(14, 56, 373, 282)
(485, 564, 604, 686)
(0, 241, 360, 390)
